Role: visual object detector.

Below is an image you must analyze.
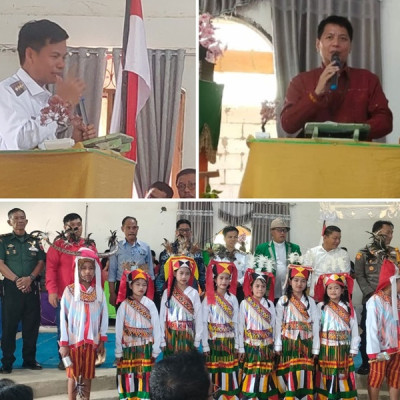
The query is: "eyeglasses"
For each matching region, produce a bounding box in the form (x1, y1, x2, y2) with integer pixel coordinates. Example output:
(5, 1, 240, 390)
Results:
(273, 228, 288, 233)
(178, 228, 191, 233)
(208, 384, 221, 399)
(177, 182, 196, 191)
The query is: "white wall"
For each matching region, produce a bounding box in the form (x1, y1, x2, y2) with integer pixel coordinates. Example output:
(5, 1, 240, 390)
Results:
(381, 0, 400, 144)
(0, 0, 196, 167)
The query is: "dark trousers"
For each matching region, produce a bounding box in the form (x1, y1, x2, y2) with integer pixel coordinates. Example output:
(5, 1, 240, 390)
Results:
(359, 303, 369, 366)
(1, 280, 40, 368)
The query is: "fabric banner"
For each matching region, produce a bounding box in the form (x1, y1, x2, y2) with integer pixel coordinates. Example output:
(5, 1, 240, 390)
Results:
(110, 0, 151, 162)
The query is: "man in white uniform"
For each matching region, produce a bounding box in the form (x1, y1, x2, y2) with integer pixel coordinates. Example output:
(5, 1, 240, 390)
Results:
(305, 225, 351, 297)
(0, 19, 96, 150)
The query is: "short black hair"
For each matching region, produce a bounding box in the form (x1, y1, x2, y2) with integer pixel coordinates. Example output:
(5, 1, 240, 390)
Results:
(222, 226, 239, 236)
(323, 225, 341, 236)
(372, 220, 394, 233)
(18, 19, 69, 65)
(176, 219, 191, 230)
(176, 168, 196, 185)
(317, 15, 353, 41)
(7, 208, 25, 220)
(0, 383, 33, 400)
(63, 213, 82, 225)
(147, 181, 174, 198)
(150, 351, 210, 400)
(122, 216, 138, 226)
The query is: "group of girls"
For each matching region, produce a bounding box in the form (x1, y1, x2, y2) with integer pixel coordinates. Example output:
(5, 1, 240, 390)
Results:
(114, 253, 360, 400)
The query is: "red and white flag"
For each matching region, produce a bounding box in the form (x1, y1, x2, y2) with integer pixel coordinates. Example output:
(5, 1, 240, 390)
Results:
(110, 0, 151, 162)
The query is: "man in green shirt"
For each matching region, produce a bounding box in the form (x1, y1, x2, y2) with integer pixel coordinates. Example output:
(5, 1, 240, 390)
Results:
(0, 208, 45, 373)
(254, 217, 301, 302)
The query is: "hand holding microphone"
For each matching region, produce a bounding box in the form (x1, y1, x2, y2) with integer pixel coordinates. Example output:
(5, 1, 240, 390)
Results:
(329, 52, 341, 90)
(314, 53, 341, 95)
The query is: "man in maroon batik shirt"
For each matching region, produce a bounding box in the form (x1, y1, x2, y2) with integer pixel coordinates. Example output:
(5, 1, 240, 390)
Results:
(280, 15, 392, 140)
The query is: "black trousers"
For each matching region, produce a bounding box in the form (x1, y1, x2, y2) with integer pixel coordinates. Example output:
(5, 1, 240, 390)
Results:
(1, 280, 40, 368)
(359, 303, 369, 366)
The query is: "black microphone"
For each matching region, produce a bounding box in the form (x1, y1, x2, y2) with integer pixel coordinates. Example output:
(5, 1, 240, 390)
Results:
(76, 97, 89, 125)
(329, 52, 341, 90)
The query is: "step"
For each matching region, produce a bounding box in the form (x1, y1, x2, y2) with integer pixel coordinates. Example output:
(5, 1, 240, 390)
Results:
(8, 367, 115, 398)
(36, 389, 119, 400)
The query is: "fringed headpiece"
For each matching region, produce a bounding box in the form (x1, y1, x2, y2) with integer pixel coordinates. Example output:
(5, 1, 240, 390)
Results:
(243, 254, 275, 301)
(206, 258, 238, 305)
(164, 255, 199, 297)
(73, 247, 102, 302)
(375, 259, 400, 321)
(117, 268, 154, 303)
(314, 272, 355, 317)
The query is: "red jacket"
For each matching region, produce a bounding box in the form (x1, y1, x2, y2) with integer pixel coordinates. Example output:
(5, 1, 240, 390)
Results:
(45, 238, 97, 299)
(280, 65, 392, 140)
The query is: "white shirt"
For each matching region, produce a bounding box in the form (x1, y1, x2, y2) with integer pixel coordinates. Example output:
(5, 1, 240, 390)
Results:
(305, 246, 351, 296)
(159, 286, 203, 348)
(115, 296, 161, 358)
(0, 68, 59, 150)
(274, 241, 287, 298)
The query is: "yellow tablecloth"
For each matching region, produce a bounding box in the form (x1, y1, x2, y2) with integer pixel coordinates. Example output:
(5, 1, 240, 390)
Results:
(239, 138, 400, 198)
(0, 148, 135, 198)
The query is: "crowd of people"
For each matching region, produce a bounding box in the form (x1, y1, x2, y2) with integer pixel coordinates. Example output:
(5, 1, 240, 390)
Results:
(0, 208, 398, 400)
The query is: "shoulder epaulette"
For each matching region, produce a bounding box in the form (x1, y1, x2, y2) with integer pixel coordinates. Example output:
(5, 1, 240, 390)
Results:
(10, 80, 27, 97)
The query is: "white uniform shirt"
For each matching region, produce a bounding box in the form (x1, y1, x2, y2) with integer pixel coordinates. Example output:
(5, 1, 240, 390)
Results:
(274, 241, 287, 298)
(0, 68, 59, 150)
(305, 246, 351, 296)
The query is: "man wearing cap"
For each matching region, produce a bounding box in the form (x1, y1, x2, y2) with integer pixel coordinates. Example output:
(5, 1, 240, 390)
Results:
(254, 217, 301, 301)
(354, 220, 399, 375)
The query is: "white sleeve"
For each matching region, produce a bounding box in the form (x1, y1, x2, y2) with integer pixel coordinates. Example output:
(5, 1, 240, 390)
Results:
(99, 291, 109, 340)
(201, 298, 210, 352)
(149, 300, 162, 358)
(193, 291, 203, 348)
(59, 288, 70, 345)
(309, 297, 320, 355)
(268, 300, 276, 341)
(343, 251, 351, 272)
(159, 290, 167, 348)
(0, 89, 58, 150)
(366, 297, 380, 358)
(238, 301, 246, 353)
(350, 314, 361, 354)
(274, 298, 283, 352)
(232, 296, 240, 350)
(115, 302, 126, 358)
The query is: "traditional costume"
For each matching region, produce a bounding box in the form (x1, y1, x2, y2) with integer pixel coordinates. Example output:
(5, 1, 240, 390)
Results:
(115, 269, 161, 400)
(275, 264, 320, 400)
(202, 258, 240, 400)
(366, 259, 400, 390)
(239, 259, 278, 400)
(159, 255, 202, 355)
(59, 248, 108, 395)
(314, 273, 360, 400)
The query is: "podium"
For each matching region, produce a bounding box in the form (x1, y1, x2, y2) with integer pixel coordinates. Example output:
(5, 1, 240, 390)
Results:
(0, 147, 135, 198)
(239, 138, 400, 198)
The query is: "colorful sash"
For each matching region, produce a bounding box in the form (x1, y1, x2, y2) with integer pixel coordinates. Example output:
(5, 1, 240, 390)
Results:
(215, 292, 233, 320)
(290, 295, 309, 320)
(247, 296, 271, 325)
(128, 298, 151, 321)
(173, 286, 194, 315)
(327, 301, 350, 326)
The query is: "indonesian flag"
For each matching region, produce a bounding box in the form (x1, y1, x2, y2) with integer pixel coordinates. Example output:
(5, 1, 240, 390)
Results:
(110, 0, 151, 161)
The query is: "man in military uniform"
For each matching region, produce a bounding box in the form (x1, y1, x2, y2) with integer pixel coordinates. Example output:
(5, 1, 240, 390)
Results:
(254, 217, 301, 302)
(0, 19, 96, 150)
(354, 220, 398, 374)
(0, 208, 45, 373)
